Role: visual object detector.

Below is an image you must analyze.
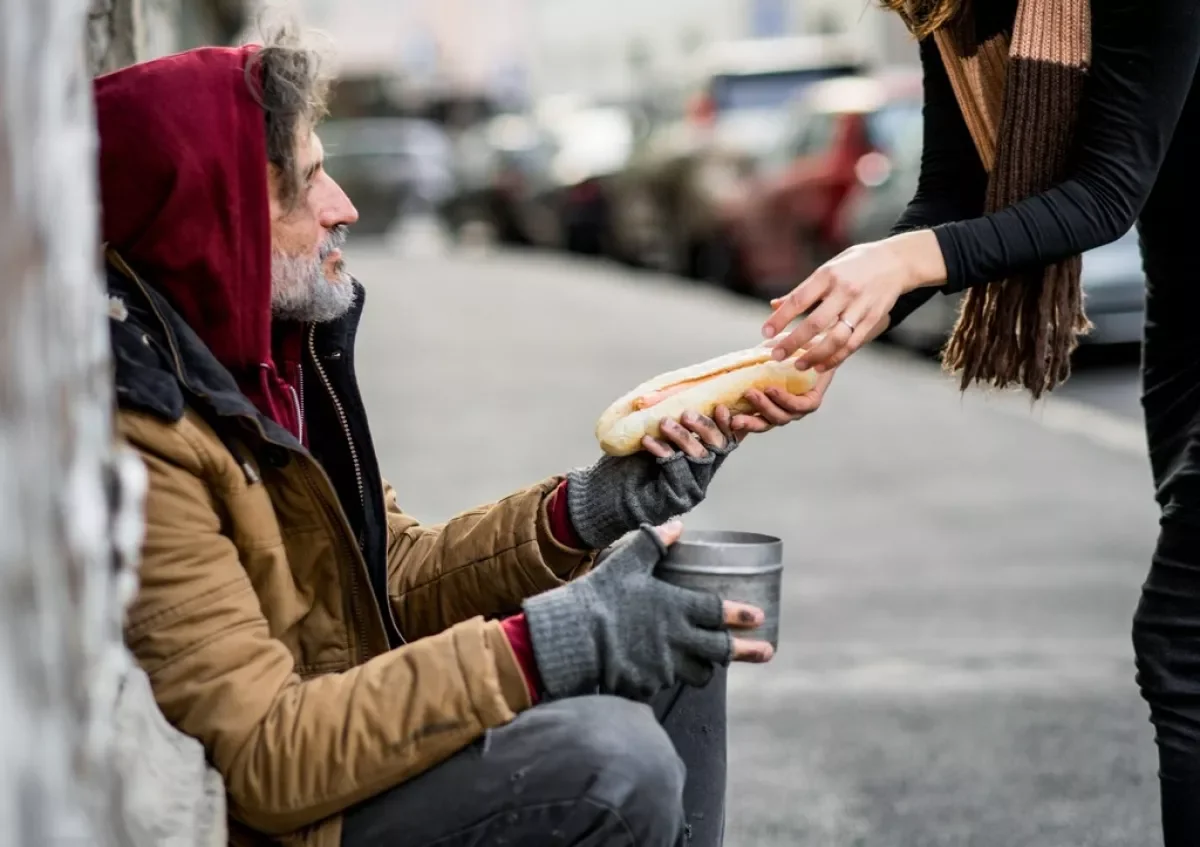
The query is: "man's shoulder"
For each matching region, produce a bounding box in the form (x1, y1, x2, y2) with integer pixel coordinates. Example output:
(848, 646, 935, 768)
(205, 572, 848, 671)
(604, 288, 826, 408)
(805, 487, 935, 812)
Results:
(106, 264, 188, 423)
(117, 405, 228, 481)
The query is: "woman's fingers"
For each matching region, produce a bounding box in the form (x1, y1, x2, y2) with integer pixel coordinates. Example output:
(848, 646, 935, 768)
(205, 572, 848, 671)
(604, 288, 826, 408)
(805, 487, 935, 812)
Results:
(806, 297, 877, 372)
(793, 319, 853, 370)
(730, 414, 773, 438)
(742, 389, 795, 427)
(762, 385, 821, 416)
(774, 286, 849, 361)
(761, 271, 832, 346)
(818, 308, 885, 372)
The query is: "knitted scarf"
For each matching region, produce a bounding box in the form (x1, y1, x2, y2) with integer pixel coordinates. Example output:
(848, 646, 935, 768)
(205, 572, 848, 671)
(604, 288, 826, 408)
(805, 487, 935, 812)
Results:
(932, 0, 1092, 398)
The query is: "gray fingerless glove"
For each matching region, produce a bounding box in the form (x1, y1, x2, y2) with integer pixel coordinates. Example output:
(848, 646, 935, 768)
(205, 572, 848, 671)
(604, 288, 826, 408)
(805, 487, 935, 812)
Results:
(566, 437, 738, 550)
(522, 524, 733, 701)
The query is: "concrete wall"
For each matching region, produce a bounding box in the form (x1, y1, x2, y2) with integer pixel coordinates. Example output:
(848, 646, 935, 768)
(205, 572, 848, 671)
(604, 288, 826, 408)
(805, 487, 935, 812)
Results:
(88, 0, 252, 75)
(2, 2, 233, 843)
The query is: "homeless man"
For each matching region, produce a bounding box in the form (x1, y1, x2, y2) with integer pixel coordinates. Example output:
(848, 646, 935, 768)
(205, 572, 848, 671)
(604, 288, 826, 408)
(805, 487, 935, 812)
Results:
(97, 27, 819, 847)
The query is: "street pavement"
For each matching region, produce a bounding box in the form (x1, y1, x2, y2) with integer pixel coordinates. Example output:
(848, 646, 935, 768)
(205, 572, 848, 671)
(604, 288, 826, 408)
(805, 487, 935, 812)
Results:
(350, 232, 1163, 847)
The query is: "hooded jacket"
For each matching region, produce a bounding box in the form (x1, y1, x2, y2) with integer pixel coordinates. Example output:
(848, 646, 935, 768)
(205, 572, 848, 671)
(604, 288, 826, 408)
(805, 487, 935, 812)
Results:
(97, 46, 596, 846)
(96, 43, 305, 440)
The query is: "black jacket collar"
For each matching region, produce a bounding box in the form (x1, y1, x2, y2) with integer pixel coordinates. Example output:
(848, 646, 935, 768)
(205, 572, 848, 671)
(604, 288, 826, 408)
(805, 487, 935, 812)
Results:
(105, 249, 365, 453)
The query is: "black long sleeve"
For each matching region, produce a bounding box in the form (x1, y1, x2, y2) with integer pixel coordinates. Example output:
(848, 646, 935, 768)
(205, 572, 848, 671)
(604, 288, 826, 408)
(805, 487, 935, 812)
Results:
(922, 0, 1200, 294)
(881, 0, 1200, 521)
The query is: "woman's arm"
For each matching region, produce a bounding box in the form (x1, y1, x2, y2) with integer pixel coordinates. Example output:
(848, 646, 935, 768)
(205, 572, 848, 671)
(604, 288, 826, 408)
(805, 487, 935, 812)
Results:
(929, 0, 1200, 293)
(764, 0, 1200, 367)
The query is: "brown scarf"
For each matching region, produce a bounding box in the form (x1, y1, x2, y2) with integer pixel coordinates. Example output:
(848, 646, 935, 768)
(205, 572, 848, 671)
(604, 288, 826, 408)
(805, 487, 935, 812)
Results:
(932, 0, 1092, 399)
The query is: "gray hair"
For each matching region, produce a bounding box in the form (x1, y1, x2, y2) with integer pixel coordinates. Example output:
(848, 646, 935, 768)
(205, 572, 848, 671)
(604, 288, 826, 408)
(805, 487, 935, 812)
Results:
(244, 20, 333, 211)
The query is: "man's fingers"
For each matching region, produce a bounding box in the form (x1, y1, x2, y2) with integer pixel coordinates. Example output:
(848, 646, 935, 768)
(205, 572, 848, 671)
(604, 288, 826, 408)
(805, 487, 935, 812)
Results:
(723, 600, 764, 630)
(642, 435, 676, 459)
(731, 637, 774, 663)
(659, 418, 709, 459)
(679, 411, 727, 450)
(654, 520, 683, 547)
(713, 405, 736, 441)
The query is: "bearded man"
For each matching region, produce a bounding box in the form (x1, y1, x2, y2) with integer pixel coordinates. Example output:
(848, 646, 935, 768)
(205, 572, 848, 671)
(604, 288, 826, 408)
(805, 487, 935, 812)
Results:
(96, 24, 819, 847)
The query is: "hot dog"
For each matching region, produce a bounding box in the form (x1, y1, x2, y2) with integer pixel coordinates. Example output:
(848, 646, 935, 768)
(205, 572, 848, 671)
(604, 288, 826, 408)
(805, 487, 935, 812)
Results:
(595, 342, 819, 456)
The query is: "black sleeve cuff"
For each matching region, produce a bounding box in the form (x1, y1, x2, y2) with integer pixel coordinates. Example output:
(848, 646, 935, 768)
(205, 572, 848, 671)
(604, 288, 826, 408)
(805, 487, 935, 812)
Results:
(887, 287, 939, 330)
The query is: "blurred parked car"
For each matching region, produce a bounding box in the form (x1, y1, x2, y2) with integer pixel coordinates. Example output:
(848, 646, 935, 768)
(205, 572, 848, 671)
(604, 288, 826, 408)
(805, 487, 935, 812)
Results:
(839, 103, 1146, 351)
(320, 117, 454, 236)
(544, 104, 638, 256)
(605, 34, 867, 277)
(707, 69, 923, 299)
(440, 113, 563, 248)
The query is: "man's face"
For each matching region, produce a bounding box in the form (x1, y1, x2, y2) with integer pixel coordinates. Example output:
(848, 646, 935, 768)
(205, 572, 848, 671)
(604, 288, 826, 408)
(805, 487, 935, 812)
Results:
(268, 130, 359, 323)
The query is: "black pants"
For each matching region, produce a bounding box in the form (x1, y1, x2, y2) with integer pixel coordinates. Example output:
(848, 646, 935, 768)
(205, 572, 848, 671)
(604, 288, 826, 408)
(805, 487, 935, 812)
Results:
(1133, 518, 1200, 844)
(341, 668, 728, 847)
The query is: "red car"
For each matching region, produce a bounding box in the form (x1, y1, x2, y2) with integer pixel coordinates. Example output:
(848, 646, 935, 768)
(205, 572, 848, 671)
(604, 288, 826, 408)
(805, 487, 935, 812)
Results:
(711, 69, 923, 299)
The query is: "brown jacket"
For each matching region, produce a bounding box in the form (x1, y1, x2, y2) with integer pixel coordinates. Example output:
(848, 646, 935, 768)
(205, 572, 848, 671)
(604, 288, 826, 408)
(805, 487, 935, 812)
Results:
(108, 262, 596, 846)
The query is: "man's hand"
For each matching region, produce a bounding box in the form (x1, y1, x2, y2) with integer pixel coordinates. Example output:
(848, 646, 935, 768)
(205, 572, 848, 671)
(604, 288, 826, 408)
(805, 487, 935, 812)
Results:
(727, 368, 835, 439)
(642, 408, 731, 459)
(522, 520, 773, 702)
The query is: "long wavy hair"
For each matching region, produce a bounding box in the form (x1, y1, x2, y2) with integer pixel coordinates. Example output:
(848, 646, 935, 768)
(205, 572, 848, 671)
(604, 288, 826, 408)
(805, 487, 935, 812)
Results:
(878, 0, 967, 38)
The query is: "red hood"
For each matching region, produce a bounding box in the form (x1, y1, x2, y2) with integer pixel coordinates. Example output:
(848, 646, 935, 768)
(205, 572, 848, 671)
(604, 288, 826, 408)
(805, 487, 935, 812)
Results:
(96, 46, 306, 442)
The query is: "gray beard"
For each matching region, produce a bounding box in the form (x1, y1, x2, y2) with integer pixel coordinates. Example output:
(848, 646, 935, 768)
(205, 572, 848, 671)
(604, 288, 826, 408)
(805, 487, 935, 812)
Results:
(270, 228, 356, 323)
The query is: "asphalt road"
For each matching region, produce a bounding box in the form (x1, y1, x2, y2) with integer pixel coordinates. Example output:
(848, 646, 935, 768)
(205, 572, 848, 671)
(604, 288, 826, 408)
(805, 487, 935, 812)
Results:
(350, 233, 1163, 847)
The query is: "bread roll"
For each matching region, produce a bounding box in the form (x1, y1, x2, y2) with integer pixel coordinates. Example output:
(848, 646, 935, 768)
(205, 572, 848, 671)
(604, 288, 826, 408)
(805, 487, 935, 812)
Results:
(596, 344, 819, 456)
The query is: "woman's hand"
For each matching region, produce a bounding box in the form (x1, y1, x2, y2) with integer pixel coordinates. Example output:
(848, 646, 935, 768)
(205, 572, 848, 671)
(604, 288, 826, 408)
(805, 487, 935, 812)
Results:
(760, 230, 946, 372)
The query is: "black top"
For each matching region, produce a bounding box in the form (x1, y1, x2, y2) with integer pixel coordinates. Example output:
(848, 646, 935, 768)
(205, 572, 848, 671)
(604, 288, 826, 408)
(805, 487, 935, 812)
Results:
(887, 0, 1200, 523)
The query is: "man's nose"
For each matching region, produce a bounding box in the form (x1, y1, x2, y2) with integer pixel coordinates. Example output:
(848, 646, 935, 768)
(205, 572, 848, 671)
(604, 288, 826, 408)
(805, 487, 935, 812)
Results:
(321, 182, 358, 229)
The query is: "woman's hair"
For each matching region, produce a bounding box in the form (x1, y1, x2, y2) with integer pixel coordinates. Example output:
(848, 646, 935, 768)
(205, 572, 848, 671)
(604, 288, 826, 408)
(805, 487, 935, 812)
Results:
(244, 19, 334, 211)
(878, 0, 967, 38)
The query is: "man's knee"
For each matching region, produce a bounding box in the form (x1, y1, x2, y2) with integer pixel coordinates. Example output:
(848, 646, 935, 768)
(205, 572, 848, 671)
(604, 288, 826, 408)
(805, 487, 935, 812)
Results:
(540, 695, 686, 842)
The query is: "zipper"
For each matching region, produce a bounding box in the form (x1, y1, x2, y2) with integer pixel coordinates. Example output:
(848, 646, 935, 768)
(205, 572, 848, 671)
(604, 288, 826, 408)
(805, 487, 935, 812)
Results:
(113, 254, 384, 663)
(297, 360, 306, 431)
(287, 383, 304, 444)
(307, 327, 366, 533)
(306, 325, 406, 646)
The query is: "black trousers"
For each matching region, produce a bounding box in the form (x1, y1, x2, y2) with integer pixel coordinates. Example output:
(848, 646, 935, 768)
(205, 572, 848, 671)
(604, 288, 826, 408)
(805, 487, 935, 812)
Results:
(341, 667, 728, 847)
(1133, 518, 1200, 844)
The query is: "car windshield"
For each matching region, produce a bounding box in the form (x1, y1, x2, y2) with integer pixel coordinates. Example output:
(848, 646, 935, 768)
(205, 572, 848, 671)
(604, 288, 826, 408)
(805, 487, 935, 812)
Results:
(710, 66, 859, 112)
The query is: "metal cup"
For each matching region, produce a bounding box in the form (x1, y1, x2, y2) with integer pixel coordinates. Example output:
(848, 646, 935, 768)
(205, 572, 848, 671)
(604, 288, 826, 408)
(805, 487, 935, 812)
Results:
(654, 529, 784, 651)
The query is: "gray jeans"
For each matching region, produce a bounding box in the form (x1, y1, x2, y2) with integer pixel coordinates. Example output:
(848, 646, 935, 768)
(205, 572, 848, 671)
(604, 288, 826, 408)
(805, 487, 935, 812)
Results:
(340, 667, 728, 847)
